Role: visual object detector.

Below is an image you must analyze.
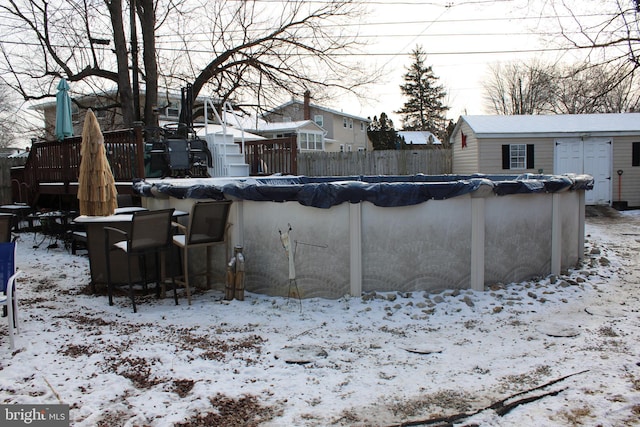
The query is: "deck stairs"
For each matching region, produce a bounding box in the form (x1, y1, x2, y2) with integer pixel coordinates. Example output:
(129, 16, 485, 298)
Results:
(203, 100, 250, 177)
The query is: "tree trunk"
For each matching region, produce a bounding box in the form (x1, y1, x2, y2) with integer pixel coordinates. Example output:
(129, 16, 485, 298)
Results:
(138, 0, 158, 127)
(107, 0, 135, 126)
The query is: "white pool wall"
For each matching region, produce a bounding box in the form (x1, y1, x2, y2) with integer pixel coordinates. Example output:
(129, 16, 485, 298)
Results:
(142, 180, 586, 299)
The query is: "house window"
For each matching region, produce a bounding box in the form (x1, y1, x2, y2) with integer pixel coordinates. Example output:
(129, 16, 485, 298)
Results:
(314, 115, 324, 127)
(346, 144, 353, 152)
(358, 146, 366, 152)
(343, 118, 348, 128)
(633, 142, 640, 166)
(166, 106, 180, 118)
(360, 122, 365, 131)
(299, 132, 323, 151)
(502, 144, 534, 170)
(349, 119, 353, 129)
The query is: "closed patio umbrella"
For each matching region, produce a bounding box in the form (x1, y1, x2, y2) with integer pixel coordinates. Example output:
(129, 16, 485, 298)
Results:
(55, 78, 73, 140)
(77, 109, 118, 216)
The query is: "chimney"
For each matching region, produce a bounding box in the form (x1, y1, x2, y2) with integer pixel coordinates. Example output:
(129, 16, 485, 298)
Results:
(303, 90, 311, 120)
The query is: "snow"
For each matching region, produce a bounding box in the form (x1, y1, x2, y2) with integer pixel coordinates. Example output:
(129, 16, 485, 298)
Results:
(462, 113, 640, 136)
(1, 212, 640, 426)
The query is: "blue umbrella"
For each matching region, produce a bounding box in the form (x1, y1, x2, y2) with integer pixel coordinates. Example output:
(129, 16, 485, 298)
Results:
(55, 78, 73, 140)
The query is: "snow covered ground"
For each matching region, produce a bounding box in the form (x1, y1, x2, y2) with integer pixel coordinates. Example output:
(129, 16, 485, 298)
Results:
(1, 210, 639, 426)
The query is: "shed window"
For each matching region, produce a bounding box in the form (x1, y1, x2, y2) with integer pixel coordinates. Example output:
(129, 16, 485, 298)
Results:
(502, 144, 534, 170)
(633, 142, 640, 166)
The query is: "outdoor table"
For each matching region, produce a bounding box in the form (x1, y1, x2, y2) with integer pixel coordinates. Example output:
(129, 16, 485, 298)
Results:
(0, 204, 33, 231)
(114, 206, 147, 214)
(0, 213, 15, 221)
(34, 210, 77, 248)
(74, 210, 187, 290)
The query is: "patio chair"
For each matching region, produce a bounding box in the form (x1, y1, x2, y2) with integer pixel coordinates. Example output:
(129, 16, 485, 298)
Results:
(189, 138, 212, 168)
(0, 214, 13, 243)
(172, 200, 232, 304)
(165, 139, 191, 177)
(0, 242, 20, 350)
(104, 208, 176, 313)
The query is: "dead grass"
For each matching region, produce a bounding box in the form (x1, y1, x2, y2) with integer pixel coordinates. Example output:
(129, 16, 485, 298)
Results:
(175, 394, 282, 427)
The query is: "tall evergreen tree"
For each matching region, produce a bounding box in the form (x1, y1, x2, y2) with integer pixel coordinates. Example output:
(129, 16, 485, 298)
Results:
(397, 46, 448, 137)
(367, 112, 400, 150)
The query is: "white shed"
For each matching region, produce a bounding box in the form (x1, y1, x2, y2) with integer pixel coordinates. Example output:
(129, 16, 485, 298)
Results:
(450, 113, 640, 207)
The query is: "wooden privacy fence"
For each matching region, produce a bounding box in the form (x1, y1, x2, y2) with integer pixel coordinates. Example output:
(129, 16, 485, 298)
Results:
(0, 157, 27, 205)
(244, 136, 297, 176)
(297, 148, 452, 176)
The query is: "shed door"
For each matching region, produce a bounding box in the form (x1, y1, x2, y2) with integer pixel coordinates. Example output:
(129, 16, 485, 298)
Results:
(554, 137, 612, 205)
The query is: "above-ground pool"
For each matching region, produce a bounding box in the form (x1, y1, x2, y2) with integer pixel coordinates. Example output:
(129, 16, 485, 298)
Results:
(134, 174, 593, 299)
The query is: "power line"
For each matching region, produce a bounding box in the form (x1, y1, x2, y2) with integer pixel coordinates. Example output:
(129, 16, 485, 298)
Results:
(0, 36, 603, 57)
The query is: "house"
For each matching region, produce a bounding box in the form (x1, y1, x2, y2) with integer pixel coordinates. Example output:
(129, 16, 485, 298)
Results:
(260, 92, 372, 152)
(450, 113, 640, 207)
(31, 89, 210, 139)
(247, 120, 325, 150)
(397, 131, 442, 147)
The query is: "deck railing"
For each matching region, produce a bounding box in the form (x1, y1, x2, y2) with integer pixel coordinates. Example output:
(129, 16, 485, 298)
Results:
(11, 129, 297, 206)
(14, 128, 143, 205)
(243, 136, 297, 176)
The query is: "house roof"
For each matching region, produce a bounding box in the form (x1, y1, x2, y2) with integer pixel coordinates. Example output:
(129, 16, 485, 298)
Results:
(251, 120, 325, 134)
(266, 99, 371, 122)
(398, 131, 442, 145)
(31, 88, 219, 110)
(459, 113, 640, 138)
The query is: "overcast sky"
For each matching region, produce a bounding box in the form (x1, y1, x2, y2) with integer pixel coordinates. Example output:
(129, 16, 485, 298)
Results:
(9, 0, 618, 142)
(338, 0, 604, 125)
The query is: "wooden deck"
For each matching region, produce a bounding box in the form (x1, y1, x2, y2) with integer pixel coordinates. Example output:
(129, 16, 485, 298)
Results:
(10, 125, 297, 209)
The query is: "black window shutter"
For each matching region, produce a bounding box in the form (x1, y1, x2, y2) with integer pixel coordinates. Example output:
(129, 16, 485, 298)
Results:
(526, 144, 535, 169)
(633, 142, 640, 166)
(502, 145, 510, 169)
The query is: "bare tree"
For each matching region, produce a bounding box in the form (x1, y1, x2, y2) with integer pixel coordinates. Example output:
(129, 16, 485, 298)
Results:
(0, 0, 373, 128)
(531, 0, 640, 109)
(0, 83, 16, 147)
(545, 0, 640, 68)
(484, 58, 640, 115)
(483, 60, 556, 115)
(555, 62, 640, 113)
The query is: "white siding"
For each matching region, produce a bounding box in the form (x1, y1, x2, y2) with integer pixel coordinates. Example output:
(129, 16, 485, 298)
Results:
(612, 136, 640, 207)
(452, 122, 479, 174)
(478, 137, 554, 175)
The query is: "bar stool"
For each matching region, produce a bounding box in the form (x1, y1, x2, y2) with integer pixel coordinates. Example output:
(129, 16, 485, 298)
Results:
(104, 208, 176, 313)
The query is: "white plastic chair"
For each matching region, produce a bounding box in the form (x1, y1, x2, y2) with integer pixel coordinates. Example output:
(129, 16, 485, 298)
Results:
(0, 242, 20, 350)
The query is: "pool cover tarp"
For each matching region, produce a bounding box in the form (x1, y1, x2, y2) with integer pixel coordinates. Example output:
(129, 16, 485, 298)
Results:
(133, 174, 594, 209)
